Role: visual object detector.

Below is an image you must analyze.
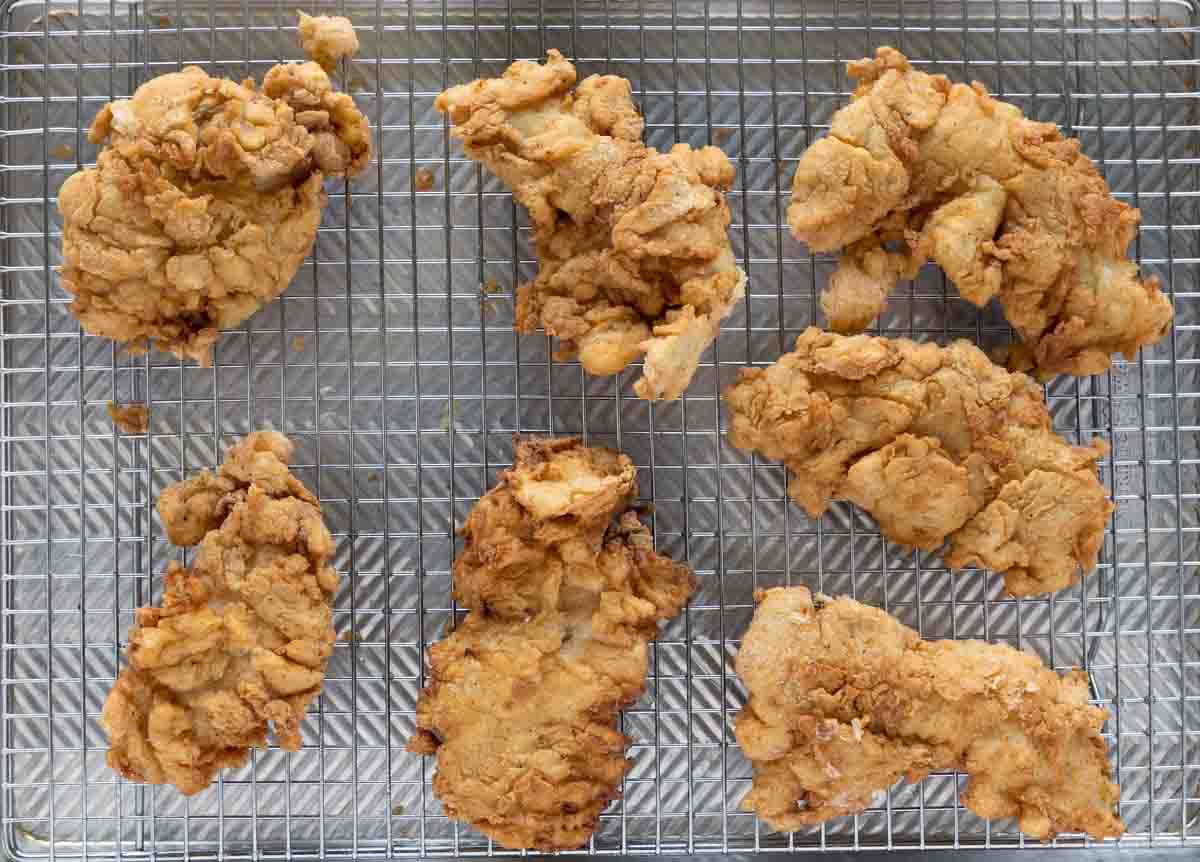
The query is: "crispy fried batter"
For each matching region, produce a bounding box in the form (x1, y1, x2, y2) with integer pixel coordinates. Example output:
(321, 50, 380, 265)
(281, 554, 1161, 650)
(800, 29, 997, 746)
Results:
(297, 12, 360, 72)
(59, 28, 371, 365)
(107, 400, 150, 433)
(722, 328, 1112, 597)
(437, 51, 746, 400)
(735, 587, 1124, 841)
(789, 47, 1172, 378)
(101, 432, 340, 794)
(406, 436, 696, 850)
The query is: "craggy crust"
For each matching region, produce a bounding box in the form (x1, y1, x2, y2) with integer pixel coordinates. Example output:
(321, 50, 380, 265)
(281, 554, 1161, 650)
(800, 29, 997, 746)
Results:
(297, 12, 360, 72)
(101, 432, 340, 795)
(59, 49, 371, 365)
(436, 51, 746, 400)
(735, 587, 1124, 841)
(406, 436, 696, 850)
(788, 47, 1172, 379)
(722, 328, 1112, 597)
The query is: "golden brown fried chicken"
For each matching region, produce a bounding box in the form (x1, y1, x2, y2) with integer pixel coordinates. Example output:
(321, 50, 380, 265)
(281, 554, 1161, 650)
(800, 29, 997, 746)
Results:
(722, 328, 1112, 596)
(789, 47, 1172, 378)
(735, 587, 1124, 841)
(101, 432, 340, 795)
(297, 12, 360, 72)
(437, 51, 746, 400)
(59, 38, 371, 365)
(406, 436, 696, 850)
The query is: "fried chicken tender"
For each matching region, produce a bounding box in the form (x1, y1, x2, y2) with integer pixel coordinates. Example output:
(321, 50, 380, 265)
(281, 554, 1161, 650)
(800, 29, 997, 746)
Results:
(735, 587, 1124, 841)
(101, 432, 340, 795)
(436, 51, 746, 400)
(59, 38, 371, 365)
(722, 328, 1112, 596)
(406, 436, 696, 850)
(789, 47, 1172, 378)
(297, 12, 360, 72)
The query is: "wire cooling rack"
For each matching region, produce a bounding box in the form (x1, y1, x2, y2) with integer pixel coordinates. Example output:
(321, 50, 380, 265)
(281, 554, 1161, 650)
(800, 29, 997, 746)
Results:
(0, 0, 1197, 857)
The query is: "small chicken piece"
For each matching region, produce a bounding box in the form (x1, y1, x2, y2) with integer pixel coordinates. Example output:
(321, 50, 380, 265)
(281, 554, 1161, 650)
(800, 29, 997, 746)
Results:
(59, 33, 371, 365)
(820, 232, 921, 333)
(789, 47, 1172, 378)
(735, 587, 1124, 841)
(297, 12, 359, 72)
(107, 400, 150, 433)
(101, 432, 340, 795)
(437, 51, 746, 400)
(406, 436, 696, 850)
(722, 328, 1112, 597)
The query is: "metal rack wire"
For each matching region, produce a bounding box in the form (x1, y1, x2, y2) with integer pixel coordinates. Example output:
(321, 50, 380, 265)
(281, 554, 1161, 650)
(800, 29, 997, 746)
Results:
(0, 0, 1196, 857)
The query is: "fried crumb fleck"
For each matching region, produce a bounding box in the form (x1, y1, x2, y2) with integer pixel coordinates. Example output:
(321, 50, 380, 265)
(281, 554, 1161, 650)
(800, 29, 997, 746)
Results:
(713, 127, 733, 144)
(414, 167, 436, 191)
(291, 335, 306, 353)
(50, 143, 73, 160)
(480, 279, 504, 319)
(107, 401, 149, 434)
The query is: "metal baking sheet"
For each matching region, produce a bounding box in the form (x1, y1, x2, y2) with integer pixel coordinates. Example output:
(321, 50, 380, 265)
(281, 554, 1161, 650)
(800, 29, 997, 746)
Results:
(0, 0, 1197, 856)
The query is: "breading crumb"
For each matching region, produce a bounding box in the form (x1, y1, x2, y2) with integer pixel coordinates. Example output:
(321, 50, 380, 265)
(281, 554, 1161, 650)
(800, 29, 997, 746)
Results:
(480, 279, 503, 319)
(106, 401, 149, 434)
(414, 167, 435, 191)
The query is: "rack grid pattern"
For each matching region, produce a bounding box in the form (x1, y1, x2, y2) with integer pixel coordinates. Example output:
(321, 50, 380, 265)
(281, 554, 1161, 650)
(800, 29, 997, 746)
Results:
(0, 0, 1197, 857)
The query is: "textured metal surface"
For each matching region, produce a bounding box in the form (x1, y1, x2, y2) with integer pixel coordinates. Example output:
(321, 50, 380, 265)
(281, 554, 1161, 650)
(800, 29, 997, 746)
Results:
(0, 0, 1197, 857)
